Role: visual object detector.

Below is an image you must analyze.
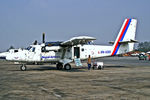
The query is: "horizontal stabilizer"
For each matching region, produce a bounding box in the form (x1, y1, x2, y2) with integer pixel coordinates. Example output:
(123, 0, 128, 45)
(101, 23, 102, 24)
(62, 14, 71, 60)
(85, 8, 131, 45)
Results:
(119, 39, 138, 44)
(109, 41, 115, 44)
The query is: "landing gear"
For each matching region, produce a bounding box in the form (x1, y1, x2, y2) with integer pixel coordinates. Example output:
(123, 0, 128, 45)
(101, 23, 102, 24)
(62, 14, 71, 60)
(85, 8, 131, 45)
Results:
(20, 64, 27, 71)
(56, 63, 63, 70)
(56, 63, 71, 70)
(98, 65, 104, 70)
(64, 63, 71, 70)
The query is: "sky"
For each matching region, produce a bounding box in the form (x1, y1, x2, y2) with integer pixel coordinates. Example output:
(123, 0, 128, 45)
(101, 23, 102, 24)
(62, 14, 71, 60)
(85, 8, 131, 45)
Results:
(0, 0, 150, 51)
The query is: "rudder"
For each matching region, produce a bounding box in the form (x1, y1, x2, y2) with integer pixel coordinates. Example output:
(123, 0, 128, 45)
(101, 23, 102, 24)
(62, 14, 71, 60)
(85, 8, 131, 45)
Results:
(111, 19, 137, 56)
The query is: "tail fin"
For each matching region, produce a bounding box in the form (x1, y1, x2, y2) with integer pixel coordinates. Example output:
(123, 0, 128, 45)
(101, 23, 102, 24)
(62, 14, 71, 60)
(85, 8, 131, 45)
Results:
(111, 19, 137, 56)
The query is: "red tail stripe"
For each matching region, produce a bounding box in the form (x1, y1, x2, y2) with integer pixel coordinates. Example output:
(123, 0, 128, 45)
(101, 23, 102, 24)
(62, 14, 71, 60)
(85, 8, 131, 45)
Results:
(111, 19, 130, 56)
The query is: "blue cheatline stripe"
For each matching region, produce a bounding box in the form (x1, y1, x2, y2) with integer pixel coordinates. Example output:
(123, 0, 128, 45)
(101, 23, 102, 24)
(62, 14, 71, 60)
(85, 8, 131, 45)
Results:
(120, 19, 131, 41)
(114, 44, 121, 55)
(114, 19, 131, 55)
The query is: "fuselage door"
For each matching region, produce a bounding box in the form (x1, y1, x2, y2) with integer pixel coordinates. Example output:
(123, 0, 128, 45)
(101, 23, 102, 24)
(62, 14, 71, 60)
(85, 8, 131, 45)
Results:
(74, 47, 80, 58)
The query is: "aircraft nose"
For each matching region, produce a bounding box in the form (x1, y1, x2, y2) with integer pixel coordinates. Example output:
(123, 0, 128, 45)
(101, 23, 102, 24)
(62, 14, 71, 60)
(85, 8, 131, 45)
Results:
(0, 56, 6, 59)
(0, 52, 7, 60)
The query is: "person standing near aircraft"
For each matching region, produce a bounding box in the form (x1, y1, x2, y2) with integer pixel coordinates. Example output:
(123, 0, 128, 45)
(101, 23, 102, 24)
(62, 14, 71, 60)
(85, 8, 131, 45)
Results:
(87, 55, 91, 70)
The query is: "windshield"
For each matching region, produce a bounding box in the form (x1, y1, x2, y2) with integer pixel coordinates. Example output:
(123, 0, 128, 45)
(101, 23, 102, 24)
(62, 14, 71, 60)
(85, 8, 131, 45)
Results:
(26, 46, 36, 52)
(26, 46, 32, 50)
(32, 47, 35, 52)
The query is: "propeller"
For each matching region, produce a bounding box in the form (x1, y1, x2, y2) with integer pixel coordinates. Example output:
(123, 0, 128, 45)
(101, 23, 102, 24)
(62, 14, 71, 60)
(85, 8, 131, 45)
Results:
(33, 32, 45, 45)
(42, 32, 45, 43)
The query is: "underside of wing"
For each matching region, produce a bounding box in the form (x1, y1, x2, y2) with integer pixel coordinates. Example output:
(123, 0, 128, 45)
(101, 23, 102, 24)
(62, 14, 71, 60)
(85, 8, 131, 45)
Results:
(61, 36, 96, 46)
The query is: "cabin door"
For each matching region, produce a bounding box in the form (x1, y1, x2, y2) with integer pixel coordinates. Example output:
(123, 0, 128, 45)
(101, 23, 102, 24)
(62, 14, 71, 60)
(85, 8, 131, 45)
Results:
(74, 47, 80, 58)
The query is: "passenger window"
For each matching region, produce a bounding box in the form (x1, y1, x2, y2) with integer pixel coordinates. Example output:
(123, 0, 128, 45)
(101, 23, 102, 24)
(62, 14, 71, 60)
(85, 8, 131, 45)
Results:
(82, 48, 84, 52)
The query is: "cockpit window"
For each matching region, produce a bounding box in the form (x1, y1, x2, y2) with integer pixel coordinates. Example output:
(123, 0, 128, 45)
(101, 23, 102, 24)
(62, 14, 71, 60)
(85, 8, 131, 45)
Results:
(26, 46, 35, 52)
(32, 47, 35, 52)
(27, 46, 32, 50)
(14, 50, 18, 53)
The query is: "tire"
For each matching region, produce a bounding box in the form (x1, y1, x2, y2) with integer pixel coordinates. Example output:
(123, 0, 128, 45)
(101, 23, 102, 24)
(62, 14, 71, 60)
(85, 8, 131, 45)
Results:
(20, 65, 26, 71)
(56, 63, 63, 70)
(64, 64, 71, 70)
(98, 65, 102, 70)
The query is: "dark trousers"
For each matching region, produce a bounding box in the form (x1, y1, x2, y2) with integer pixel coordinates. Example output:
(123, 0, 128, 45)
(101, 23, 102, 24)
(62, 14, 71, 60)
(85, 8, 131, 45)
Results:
(88, 64, 91, 70)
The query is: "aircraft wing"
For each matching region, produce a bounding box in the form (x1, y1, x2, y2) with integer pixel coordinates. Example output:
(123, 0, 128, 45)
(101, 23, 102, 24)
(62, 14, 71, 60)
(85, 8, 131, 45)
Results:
(61, 36, 96, 46)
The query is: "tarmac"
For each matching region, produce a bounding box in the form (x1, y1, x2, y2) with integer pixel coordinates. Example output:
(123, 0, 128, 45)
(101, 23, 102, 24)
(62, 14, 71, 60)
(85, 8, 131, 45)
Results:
(0, 57, 150, 100)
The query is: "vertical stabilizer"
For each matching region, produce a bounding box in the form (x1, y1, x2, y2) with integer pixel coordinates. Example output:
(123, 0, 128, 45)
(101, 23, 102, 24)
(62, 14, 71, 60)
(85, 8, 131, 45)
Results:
(111, 19, 137, 56)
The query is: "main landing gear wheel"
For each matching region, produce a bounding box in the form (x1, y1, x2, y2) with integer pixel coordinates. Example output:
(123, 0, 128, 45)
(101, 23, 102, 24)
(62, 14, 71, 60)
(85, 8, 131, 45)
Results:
(56, 63, 63, 70)
(64, 64, 71, 70)
(20, 64, 27, 71)
(98, 65, 104, 70)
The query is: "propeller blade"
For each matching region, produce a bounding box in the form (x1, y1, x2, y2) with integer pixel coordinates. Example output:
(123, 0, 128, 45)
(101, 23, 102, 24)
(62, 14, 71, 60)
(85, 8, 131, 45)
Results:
(42, 32, 45, 43)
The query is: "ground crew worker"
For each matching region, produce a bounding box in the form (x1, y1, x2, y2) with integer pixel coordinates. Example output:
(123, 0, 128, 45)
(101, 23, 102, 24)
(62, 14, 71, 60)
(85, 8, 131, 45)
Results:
(87, 55, 91, 70)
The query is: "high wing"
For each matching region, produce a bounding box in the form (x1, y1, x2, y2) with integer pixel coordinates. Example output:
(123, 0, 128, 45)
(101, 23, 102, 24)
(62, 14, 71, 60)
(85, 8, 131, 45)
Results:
(61, 36, 96, 46)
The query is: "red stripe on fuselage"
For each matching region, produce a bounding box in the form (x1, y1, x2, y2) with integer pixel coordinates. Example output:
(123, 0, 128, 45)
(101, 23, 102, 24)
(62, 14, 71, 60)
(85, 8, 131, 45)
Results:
(111, 19, 130, 56)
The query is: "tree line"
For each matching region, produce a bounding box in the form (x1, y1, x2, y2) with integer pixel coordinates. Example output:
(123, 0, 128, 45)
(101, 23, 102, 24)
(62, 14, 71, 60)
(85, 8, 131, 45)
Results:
(137, 41, 150, 52)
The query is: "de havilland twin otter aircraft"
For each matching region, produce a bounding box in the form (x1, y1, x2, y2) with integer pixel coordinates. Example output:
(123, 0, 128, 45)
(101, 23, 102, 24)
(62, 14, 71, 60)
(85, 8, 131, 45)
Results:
(0, 19, 137, 71)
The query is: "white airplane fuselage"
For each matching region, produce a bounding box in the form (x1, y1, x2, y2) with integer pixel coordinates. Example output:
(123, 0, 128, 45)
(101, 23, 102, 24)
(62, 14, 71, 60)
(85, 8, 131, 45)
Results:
(4, 45, 111, 62)
(0, 18, 137, 70)
(4, 43, 132, 63)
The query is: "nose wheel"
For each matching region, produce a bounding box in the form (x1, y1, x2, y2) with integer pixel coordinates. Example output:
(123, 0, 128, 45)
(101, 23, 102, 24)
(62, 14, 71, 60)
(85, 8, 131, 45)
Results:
(20, 64, 27, 71)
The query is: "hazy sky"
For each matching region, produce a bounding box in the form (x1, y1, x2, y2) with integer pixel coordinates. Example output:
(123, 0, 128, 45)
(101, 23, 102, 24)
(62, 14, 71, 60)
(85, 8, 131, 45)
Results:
(0, 0, 150, 51)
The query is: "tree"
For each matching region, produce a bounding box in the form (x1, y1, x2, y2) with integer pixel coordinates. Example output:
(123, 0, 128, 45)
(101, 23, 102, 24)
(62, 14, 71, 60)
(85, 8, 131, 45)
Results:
(137, 41, 150, 52)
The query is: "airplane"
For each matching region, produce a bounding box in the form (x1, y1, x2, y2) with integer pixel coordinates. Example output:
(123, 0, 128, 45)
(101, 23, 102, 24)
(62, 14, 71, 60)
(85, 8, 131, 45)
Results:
(0, 18, 137, 71)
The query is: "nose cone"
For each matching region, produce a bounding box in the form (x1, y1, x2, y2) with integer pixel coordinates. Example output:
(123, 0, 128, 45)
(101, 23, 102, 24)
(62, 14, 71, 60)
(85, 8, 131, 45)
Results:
(0, 52, 8, 60)
(0, 56, 6, 59)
